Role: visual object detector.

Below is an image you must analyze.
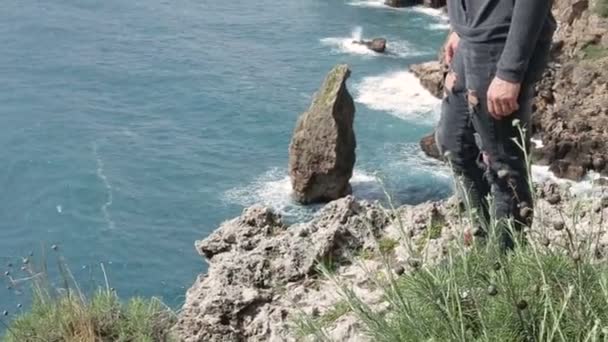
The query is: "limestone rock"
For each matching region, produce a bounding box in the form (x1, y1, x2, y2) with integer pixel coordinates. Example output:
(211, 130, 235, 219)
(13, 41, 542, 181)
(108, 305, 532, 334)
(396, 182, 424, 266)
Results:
(518, 0, 608, 180)
(412, 0, 608, 177)
(288, 64, 356, 204)
(409, 61, 445, 99)
(175, 180, 605, 341)
(352, 38, 387, 53)
(422, 0, 446, 8)
(174, 196, 391, 342)
(384, 0, 417, 7)
(353, 38, 387, 53)
(384, 0, 445, 7)
(420, 131, 442, 160)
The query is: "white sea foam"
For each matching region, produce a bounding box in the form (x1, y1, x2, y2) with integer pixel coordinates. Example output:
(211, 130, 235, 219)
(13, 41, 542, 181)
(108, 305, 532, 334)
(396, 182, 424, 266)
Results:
(223, 168, 385, 218)
(355, 70, 440, 121)
(529, 137, 606, 195)
(320, 27, 376, 56)
(347, 0, 403, 10)
(347, 2, 449, 31)
(384, 143, 452, 180)
(320, 27, 424, 58)
(56, 205, 62, 214)
(532, 165, 607, 196)
(410, 7, 450, 30)
(410, 6, 448, 19)
(93, 143, 116, 230)
(429, 22, 451, 31)
(531, 138, 545, 148)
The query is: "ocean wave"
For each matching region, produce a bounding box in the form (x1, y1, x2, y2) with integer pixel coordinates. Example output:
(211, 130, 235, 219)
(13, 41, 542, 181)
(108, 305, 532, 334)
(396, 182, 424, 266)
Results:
(223, 168, 386, 219)
(410, 6, 448, 19)
(347, 0, 404, 10)
(532, 166, 608, 196)
(410, 7, 449, 30)
(530, 137, 606, 195)
(347, 2, 449, 31)
(429, 22, 450, 31)
(381, 142, 451, 180)
(354, 70, 441, 122)
(320, 27, 425, 58)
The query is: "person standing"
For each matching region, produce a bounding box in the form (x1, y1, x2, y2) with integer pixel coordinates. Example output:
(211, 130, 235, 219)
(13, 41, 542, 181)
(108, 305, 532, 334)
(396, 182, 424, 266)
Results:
(436, 0, 557, 249)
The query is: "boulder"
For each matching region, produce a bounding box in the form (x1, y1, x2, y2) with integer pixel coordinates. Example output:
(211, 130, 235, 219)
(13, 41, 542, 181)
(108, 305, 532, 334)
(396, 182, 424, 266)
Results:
(288, 64, 356, 204)
(420, 131, 442, 160)
(174, 197, 392, 342)
(385, 0, 445, 8)
(409, 61, 445, 99)
(352, 38, 387, 53)
(385, 0, 418, 7)
(422, 0, 446, 8)
(366, 38, 387, 53)
(174, 181, 602, 341)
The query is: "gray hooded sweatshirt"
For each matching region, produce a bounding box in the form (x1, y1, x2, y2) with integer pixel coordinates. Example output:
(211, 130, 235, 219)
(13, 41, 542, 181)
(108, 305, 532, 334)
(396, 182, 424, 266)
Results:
(448, 0, 557, 83)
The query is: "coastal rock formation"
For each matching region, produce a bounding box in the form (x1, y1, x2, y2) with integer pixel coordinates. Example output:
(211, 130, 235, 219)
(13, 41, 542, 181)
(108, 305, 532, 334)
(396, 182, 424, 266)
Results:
(174, 197, 392, 341)
(409, 61, 445, 99)
(530, 0, 608, 180)
(353, 38, 387, 53)
(384, 0, 417, 7)
(422, 0, 447, 8)
(288, 64, 356, 204)
(176, 182, 608, 341)
(413, 0, 608, 181)
(420, 131, 442, 160)
(385, 0, 446, 8)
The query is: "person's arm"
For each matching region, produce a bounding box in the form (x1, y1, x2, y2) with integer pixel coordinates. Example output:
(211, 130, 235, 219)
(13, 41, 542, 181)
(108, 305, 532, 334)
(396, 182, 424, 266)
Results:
(496, 0, 553, 83)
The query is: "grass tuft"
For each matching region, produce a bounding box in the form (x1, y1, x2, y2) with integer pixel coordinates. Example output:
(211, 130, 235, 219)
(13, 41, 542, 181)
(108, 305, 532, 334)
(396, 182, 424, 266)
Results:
(582, 44, 608, 60)
(596, 0, 608, 17)
(298, 123, 608, 341)
(1, 254, 176, 342)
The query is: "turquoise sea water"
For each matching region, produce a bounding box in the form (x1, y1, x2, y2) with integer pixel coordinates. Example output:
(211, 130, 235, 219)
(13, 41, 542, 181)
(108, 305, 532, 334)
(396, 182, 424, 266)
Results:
(0, 0, 450, 316)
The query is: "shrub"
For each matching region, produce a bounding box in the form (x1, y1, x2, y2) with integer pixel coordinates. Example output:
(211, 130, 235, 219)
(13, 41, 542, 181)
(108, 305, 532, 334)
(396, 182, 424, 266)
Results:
(1, 255, 176, 341)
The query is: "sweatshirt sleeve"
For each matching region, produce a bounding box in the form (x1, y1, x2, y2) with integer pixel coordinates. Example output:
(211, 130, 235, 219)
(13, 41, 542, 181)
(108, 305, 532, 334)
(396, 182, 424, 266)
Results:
(496, 0, 552, 83)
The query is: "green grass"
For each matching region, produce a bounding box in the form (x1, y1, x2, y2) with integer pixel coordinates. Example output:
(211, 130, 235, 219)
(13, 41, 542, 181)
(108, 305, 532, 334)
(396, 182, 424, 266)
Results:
(375, 245, 608, 341)
(1, 256, 176, 342)
(299, 123, 608, 341)
(378, 237, 399, 255)
(294, 301, 351, 340)
(308, 216, 608, 342)
(582, 44, 608, 60)
(415, 213, 445, 254)
(595, 0, 608, 17)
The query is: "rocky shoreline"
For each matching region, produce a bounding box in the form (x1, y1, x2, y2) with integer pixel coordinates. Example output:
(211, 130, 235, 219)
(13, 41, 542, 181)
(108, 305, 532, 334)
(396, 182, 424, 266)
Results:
(413, 0, 608, 182)
(173, 181, 608, 341)
(173, 1, 608, 341)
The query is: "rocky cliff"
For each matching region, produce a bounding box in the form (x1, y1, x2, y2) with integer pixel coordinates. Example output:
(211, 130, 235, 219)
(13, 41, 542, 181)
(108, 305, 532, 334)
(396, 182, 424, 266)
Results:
(172, 2, 608, 341)
(174, 181, 608, 341)
(385, 0, 446, 9)
(414, 0, 608, 181)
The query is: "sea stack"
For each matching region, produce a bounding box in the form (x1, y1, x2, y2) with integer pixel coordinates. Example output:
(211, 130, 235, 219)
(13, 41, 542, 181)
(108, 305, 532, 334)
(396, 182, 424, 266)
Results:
(288, 64, 356, 204)
(353, 38, 387, 53)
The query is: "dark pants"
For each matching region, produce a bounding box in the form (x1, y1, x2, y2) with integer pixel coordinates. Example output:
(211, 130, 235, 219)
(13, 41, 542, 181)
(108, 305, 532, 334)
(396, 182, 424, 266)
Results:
(436, 40, 549, 249)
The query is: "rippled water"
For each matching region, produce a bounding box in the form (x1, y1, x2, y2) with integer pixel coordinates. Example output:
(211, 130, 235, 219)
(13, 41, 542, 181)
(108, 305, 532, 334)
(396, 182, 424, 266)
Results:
(0, 0, 450, 316)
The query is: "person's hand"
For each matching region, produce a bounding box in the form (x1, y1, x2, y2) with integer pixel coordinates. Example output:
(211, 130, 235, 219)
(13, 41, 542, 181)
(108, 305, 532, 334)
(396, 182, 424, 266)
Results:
(487, 76, 521, 119)
(444, 32, 460, 66)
